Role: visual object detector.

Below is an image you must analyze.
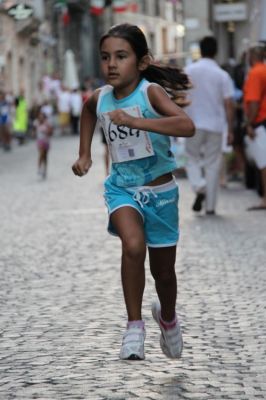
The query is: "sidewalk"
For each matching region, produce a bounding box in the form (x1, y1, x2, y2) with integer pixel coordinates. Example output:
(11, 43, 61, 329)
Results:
(0, 135, 265, 399)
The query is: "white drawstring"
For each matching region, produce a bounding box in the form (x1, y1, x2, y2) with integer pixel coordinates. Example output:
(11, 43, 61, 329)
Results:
(133, 188, 158, 208)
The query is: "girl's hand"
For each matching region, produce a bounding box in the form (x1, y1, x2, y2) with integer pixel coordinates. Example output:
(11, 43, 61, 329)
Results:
(72, 156, 92, 177)
(47, 125, 53, 137)
(108, 109, 136, 128)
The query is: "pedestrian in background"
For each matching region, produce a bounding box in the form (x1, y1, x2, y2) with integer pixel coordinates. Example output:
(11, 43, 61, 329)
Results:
(81, 76, 94, 103)
(34, 110, 53, 180)
(184, 36, 234, 215)
(28, 100, 41, 139)
(244, 45, 266, 210)
(72, 23, 195, 361)
(231, 52, 247, 182)
(69, 87, 82, 135)
(13, 90, 28, 145)
(0, 90, 12, 151)
(57, 85, 71, 135)
(41, 100, 54, 126)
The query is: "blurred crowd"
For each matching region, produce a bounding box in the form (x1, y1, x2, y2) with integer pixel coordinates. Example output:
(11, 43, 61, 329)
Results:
(0, 74, 103, 151)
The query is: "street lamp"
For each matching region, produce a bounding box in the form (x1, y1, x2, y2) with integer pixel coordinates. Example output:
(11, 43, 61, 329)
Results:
(224, 0, 236, 59)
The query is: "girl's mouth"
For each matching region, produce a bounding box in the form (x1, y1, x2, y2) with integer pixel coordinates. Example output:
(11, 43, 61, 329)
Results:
(108, 73, 119, 78)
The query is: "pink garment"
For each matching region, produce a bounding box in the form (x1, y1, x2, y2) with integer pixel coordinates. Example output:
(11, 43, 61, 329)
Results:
(37, 139, 50, 150)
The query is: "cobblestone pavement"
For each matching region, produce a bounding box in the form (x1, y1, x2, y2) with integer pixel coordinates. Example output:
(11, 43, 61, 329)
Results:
(0, 135, 266, 400)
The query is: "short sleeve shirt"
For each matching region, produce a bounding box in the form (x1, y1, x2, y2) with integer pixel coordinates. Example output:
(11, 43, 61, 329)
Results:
(185, 58, 234, 134)
(243, 63, 266, 124)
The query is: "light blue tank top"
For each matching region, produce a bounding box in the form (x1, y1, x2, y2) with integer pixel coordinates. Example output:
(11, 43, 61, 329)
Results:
(97, 78, 177, 187)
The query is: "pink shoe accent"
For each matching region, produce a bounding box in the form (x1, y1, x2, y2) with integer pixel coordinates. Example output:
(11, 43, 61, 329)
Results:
(159, 316, 177, 331)
(127, 320, 145, 330)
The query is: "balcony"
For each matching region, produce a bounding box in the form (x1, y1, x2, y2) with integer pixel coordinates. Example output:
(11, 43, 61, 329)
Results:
(66, 0, 88, 12)
(15, 17, 39, 36)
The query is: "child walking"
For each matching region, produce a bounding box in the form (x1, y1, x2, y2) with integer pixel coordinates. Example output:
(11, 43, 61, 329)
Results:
(34, 110, 53, 179)
(72, 23, 195, 360)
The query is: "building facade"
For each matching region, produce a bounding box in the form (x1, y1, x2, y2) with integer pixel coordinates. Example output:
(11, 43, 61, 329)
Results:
(0, 0, 55, 106)
(110, 0, 185, 64)
(210, 0, 266, 63)
(182, 0, 266, 65)
(54, 0, 186, 84)
(1, 0, 266, 104)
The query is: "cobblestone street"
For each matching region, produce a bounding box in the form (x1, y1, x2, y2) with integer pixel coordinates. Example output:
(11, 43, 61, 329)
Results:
(0, 134, 266, 400)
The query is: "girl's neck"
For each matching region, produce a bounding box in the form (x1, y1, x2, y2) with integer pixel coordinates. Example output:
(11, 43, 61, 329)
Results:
(113, 77, 143, 100)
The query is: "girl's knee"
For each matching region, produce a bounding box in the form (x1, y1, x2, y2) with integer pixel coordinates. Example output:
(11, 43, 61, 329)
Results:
(151, 266, 176, 283)
(122, 237, 146, 261)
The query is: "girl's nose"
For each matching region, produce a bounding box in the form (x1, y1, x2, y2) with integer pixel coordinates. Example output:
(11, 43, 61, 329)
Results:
(108, 56, 116, 67)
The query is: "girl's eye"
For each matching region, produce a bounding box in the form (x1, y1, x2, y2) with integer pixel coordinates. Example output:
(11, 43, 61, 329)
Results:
(101, 55, 109, 61)
(118, 54, 126, 59)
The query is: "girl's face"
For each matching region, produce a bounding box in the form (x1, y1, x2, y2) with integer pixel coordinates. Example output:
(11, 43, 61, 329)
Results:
(100, 37, 142, 96)
(38, 113, 45, 123)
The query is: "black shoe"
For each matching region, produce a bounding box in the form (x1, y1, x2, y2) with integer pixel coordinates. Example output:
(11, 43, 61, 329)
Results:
(206, 210, 216, 215)
(192, 193, 205, 212)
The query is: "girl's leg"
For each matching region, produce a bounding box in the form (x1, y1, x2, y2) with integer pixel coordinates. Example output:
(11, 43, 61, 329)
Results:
(110, 206, 146, 321)
(149, 246, 177, 322)
(43, 149, 48, 177)
(38, 148, 44, 172)
(149, 246, 183, 359)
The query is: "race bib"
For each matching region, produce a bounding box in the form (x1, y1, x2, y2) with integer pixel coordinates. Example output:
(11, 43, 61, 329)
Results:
(99, 106, 154, 163)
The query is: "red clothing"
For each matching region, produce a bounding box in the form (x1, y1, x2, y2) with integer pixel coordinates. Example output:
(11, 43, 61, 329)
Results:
(82, 89, 93, 103)
(244, 62, 266, 124)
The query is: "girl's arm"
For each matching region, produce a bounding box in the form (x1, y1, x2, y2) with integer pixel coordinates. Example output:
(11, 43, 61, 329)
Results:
(108, 85, 195, 137)
(47, 122, 53, 136)
(72, 90, 99, 177)
(32, 119, 37, 138)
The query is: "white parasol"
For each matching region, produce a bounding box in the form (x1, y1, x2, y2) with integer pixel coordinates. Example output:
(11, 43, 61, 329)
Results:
(63, 49, 80, 89)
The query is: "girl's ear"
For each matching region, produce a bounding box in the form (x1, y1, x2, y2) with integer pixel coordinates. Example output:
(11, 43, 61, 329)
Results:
(138, 55, 151, 71)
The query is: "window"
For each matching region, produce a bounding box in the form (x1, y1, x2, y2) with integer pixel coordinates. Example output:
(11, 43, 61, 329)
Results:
(141, 0, 147, 14)
(0, 15, 3, 38)
(149, 32, 155, 54)
(162, 27, 167, 54)
(6, 52, 12, 90)
(155, 0, 160, 16)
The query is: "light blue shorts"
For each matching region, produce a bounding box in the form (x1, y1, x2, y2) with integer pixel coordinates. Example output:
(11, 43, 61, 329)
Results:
(104, 177, 179, 248)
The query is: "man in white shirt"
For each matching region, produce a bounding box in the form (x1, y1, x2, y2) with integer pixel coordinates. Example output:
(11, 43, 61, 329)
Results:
(185, 36, 234, 214)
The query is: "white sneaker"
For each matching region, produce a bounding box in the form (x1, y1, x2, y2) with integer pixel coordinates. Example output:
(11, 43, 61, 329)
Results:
(119, 325, 145, 360)
(152, 302, 183, 359)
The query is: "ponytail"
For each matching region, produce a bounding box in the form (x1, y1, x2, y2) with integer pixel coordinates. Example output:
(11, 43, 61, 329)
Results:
(141, 63, 191, 107)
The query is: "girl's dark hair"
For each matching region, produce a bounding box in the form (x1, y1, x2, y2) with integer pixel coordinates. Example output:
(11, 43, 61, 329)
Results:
(100, 23, 191, 106)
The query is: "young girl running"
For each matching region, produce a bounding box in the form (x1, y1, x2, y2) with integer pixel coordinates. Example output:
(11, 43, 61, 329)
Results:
(34, 110, 53, 179)
(72, 23, 195, 360)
